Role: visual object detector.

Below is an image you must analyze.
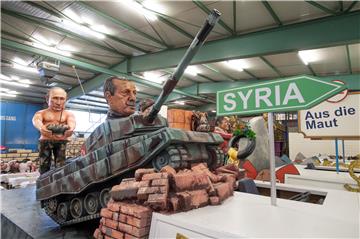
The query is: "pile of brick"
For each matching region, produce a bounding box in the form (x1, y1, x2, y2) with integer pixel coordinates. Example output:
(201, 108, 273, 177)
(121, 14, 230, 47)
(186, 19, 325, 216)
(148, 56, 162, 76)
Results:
(93, 163, 243, 239)
(94, 201, 152, 239)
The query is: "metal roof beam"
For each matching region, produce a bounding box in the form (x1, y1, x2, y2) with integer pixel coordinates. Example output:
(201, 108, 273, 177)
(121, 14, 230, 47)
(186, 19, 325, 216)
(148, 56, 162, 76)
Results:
(345, 45, 353, 74)
(2, 9, 128, 57)
(114, 11, 360, 72)
(305, 1, 338, 15)
(262, 1, 283, 26)
(1, 39, 212, 103)
(192, 0, 234, 35)
(78, 2, 168, 48)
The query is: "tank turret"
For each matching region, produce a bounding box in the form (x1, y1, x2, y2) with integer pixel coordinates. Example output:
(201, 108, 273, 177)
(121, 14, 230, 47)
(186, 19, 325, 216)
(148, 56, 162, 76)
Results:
(36, 10, 224, 226)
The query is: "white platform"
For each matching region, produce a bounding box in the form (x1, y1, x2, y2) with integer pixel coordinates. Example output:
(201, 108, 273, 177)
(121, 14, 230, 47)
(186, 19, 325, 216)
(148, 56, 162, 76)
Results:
(285, 165, 359, 191)
(149, 182, 360, 238)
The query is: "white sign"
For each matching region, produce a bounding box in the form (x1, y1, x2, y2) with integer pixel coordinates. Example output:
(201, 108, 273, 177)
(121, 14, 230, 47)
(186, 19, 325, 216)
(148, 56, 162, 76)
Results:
(298, 93, 360, 139)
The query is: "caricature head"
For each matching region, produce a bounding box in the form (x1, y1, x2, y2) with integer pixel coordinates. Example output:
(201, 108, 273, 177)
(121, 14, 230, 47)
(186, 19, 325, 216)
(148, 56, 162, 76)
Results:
(103, 77, 137, 116)
(46, 87, 67, 112)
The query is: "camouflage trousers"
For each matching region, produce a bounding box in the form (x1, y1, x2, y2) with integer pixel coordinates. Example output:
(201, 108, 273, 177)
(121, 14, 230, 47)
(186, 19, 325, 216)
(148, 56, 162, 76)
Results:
(38, 140, 67, 174)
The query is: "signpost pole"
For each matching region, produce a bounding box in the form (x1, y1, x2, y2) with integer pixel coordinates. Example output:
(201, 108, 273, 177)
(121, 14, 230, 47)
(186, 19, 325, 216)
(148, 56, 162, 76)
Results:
(335, 138, 339, 174)
(342, 140, 345, 163)
(268, 112, 277, 206)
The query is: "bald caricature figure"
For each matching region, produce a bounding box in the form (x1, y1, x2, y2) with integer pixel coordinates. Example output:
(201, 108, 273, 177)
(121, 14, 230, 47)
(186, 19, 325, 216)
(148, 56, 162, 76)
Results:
(32, 87, 76, 174)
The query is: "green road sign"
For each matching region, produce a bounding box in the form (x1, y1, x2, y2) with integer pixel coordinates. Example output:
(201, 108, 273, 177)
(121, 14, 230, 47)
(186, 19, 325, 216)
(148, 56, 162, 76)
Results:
(216, 75, 347, 116)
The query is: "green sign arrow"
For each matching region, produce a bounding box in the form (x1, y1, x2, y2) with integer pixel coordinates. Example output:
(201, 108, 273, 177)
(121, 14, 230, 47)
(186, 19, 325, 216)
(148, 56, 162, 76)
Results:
(216, 75, 347, 116)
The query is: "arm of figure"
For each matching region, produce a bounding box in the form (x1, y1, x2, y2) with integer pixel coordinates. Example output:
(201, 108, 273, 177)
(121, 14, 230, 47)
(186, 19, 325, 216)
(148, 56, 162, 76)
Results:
(63, 111, 76, 138)
(32, 111, 52, 138)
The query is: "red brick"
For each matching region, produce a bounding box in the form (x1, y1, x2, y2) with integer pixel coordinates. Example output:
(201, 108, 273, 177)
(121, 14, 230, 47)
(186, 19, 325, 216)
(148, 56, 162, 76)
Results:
(100, 218, 105, 225)
(173, 172, 209, 192)
(137, 186, 163, 201)
(113, 212, 119, 221)
(93, 228, 101, 239)
(151, 178, 169, 186)
(124, 233, 148, 239)
(142, 172, 168, 181)
(107, 201, 121, 212)
(188, 190, 209, 209)
(138, 180, 150, 187)
(176, 192, 192, 211)
(104, 236, 113, 239)
(214, 182, 233, 202)
(146, 193, 168, 210)
(216, 164, 241, 179)
(191, 163, 221, 183)
(101, 225, 124, 239)
(218, 173, 237, 189)
(119, 213, 152, 228)
(159, 185, 169, 194)
(135, 168, 156, 181)
(100, 208, 113, 219)
(119, 202, 152, 218)
(206, 177, 216, 196)
(209, 196, 220, 205)
(119, 223, 150, 238)
(104, 218, 118, 230)
(111, 181, 140, 201)
(160, 165, 176, 177)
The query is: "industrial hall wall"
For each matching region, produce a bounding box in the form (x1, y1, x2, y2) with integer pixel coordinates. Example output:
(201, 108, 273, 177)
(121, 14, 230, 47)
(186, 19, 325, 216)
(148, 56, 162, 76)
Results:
(1, 101, 42, 151)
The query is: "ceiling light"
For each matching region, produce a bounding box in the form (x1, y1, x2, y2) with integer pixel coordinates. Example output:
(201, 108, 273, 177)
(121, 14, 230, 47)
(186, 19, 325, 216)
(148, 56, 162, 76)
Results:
(124, 0, 157, 21)
(13, 63, 38, 73)
(13, 57, 28, 66)
(19, 79, 32, 84)
(8, 90, 18, 94)
(185, 66, 200, 76)
(10, 76, 19, 81)
(32, 42, 72, 57)
(0, 88, 10, 92)
(33, 34, 57, 47)
(143, 71, 165, 84)
(57, 44, 77, 52)
(0, 74, 11, 81)
(174, 101, 185, 105)
(143, 0, 166, 14)
(0, 79, 29, 87)
(0, 92, 16, 98)
(211, 110, 216, 113)
(225, 59, 249, 71)
(62, 19, 106, 39)
(298, 50, 319, 65)
(64, 9, 84, 24)
(90, 25, 112, 34)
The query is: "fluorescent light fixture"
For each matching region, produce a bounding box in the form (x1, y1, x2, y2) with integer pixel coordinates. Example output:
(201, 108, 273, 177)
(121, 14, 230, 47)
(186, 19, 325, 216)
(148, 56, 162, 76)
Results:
(13, 57, 28, 66)
(0, 92, 16, 98)
(185, 66, 200, 76)
(62, 19, 106, 39)
(0, 88, 9, 92)
(33, 34, 57, 47)
(0, 74, 11, 81)
(298, 50, 319, 65)
(211, 110, 216, 113)
(10, 76, 19, 81)
(174, 101, 185, 105)
(124, 0, 157, 21)
(32, 42, 72, 57)
(143, 0, 166, 14)
(64, 9, 84, 24)
(90, 25, 112, 34)
(13, 63, 38, 73)
(0, 79, 29, 87)
(8, 90, 18, 94)
(19, 79, 32, 84)
(48, 82, 58, 87)
(225, 59, 249, 71)
(143, 71, 165, 84)
(57, 44, 77, 52)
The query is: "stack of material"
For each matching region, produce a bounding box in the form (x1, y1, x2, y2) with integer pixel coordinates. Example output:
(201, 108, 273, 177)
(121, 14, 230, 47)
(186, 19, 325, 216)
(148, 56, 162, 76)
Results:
(94, 201, 152, 239)
(66, 138, 85, 158)
(93, 163, 243, 239)
(167, 109, 192, 131)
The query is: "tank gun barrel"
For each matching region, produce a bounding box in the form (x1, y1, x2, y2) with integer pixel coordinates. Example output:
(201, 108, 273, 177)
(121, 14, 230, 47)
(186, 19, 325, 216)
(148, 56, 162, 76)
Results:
(145, 9, 221, 123)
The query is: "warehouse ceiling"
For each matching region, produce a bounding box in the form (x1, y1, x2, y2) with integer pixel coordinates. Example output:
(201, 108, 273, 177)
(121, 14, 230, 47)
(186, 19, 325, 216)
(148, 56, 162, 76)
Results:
(1, 1, 359, 113)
